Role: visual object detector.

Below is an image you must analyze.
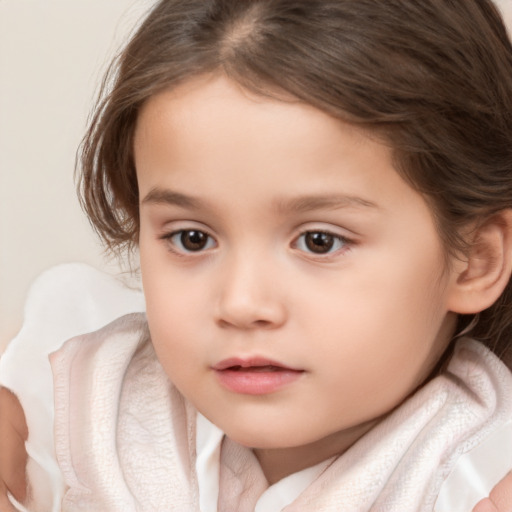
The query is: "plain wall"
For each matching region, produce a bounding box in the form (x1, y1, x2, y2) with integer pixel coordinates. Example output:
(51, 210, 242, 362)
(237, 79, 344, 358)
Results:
(0, 0, 511, 351)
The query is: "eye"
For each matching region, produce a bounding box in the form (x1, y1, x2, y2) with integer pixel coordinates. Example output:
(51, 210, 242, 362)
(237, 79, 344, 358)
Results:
(164, 229, 216, 253)
(294, 231, 348, 255)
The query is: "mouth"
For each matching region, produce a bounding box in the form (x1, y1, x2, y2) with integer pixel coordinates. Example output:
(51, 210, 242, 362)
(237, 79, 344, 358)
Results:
(213, 357, 300, 371)
(212, 357, 304, 395)
(227, 365, 288, 372)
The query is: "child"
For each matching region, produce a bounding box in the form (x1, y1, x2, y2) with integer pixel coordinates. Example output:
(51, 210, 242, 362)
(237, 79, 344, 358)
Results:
(2, 0, 512, 510)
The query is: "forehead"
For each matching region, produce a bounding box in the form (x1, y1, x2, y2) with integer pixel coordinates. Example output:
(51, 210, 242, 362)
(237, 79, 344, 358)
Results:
(134, 74, 358, 155)
(134, 75, 394, 197)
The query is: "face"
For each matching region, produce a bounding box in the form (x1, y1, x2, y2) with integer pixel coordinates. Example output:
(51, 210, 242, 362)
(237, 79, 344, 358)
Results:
(135, 75, 459, 464)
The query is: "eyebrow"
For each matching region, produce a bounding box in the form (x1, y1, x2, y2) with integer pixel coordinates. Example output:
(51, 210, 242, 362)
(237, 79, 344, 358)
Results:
(141, 187, 380, 213)
(141, 188, 205, 209)
(275, 194, 380, 213)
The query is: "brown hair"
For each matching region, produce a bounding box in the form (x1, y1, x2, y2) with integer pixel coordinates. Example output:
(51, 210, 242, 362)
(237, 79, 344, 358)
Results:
(78, 0, 512, 360)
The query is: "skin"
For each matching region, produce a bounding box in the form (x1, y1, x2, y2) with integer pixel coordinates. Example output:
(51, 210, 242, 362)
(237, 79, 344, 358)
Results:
(0, 388, 28, 512)
(136, 74, 466, 484)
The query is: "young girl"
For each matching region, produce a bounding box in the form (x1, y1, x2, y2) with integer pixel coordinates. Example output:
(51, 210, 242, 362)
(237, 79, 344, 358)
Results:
(1, 0, 512, 510)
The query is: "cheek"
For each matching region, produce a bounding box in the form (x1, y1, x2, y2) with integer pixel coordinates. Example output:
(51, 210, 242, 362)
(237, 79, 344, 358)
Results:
(140, 249, 206, 379)
(140, 233, 205, 323)
(145, 306, 205, 395)
(300, 251, 451, 402)
(144, 282, 203, 358)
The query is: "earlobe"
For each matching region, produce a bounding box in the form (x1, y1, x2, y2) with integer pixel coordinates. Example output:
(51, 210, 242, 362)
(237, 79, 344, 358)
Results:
(447, 209, 512, 315)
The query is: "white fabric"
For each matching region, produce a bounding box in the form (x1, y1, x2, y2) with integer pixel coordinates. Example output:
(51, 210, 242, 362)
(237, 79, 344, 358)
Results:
(0, 263, 145, 512)
(254, 459, 333, 512)
(51, 314, 201, 511)
(196, 414, 223, 512)
(1, 264, 511, 511)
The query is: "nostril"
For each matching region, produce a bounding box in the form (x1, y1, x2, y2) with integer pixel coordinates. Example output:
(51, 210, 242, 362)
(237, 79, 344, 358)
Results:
(217, 319, 232, 329)
(217, 317, 276, 330)
(253, 319, 272, 328)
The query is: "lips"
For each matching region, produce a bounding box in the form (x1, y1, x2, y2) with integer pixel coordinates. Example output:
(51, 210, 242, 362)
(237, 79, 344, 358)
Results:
(213, 357, 299, 371)
(212, 357, 304, 395)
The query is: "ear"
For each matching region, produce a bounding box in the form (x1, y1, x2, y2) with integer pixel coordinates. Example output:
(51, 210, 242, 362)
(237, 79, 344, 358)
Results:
(447, 209, 512, 314)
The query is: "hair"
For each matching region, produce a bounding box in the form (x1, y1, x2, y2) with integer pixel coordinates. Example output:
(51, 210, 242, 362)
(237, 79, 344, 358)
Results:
(77, 0, 512, 362)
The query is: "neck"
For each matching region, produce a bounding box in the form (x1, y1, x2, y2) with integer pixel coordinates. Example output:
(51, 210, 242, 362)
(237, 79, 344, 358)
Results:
(252, 417, 378, 485)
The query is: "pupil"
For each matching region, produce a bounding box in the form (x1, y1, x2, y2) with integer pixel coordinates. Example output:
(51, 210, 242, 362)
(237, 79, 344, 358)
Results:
(181, 230, 208, 251)
(305, 232, 334, 253)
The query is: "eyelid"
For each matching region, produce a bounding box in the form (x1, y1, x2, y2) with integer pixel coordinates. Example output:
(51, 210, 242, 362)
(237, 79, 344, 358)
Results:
(157, 219, 215, 240)
(292, 222, 356, 240)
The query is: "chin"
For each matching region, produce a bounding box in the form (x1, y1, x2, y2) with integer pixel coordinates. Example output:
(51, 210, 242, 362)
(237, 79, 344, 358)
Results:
(222, 424, 314, 450)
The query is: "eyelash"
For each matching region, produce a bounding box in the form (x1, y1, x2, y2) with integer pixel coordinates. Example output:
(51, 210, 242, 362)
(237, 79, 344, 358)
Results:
(159, 228, 353, 257)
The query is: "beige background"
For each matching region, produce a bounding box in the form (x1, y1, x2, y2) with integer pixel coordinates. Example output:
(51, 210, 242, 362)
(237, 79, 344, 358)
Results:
(0, 0, 511, 350)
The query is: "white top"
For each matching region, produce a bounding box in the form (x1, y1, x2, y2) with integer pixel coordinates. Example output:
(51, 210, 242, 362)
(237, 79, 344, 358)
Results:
(1, 263, 511, 511)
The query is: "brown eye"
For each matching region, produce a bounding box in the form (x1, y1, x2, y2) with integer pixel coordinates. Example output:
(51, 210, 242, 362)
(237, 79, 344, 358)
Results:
(295, 231, 348, 255)
(165, 229, 216, 253)
(304, 232, 335, 253)
(180, 230, 210, 251)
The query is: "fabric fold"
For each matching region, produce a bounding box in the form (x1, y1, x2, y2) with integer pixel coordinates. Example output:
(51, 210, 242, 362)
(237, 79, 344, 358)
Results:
(51, 313, 200, 512)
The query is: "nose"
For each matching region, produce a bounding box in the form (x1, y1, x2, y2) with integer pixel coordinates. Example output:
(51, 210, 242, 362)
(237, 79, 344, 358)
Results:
(214, 253, 287, 330)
